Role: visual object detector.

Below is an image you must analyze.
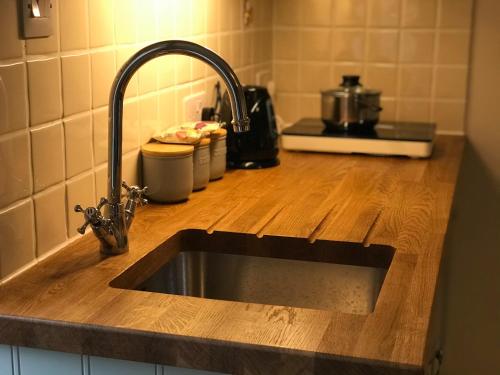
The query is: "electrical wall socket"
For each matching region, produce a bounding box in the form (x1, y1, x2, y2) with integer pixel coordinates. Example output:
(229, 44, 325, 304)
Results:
(183, 91, 206, 122)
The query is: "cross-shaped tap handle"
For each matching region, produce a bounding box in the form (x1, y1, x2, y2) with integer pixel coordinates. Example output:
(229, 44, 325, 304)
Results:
(122, 181, 148, 205)
(74, 198, 109, 235)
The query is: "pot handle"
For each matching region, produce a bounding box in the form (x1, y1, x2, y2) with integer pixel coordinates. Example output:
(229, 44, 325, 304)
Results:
(356, 98, 383, 112)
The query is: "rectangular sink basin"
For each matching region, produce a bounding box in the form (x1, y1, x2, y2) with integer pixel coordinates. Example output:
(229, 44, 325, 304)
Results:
(111, 230, 394, 315)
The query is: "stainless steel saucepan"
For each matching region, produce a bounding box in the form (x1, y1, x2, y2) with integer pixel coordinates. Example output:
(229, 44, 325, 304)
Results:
(321, 75, 382, 131)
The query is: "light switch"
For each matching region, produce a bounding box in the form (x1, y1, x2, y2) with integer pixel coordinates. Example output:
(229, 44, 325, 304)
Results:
(21, 0, 53, 38)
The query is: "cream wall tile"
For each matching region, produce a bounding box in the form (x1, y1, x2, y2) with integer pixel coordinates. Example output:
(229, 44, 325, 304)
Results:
(158, 90, 176, 128)
(400, 31, 435, 63)
(66, 172, 95, 237)
(439, 0, 473, 28)
(192, 0, 207, 35)
(334, 0, 367, 26)
(435, 66, 468, 99)
(61, 54, 91, 117)
(261, 30, 274, 63)
(367, 31, 399, 63)
(274, 63, 299, 93)
(333, 31, 365, 61)
(0, 200, 35, 278)
(433, 101, 465, 132)
(92, 108, 108, 165)
(27, 58, 62, 126)
(206, 0, 220, 34)
(229, 0, 243, 31)
(365, 65, 398, 97)
(254, 0, 273, 28)
(380, 98, 397, 121)
(402, 0, 437, 28)
(368, 0, 401, 27)
(136, 0, 157, 42)
(437, 32, 470, 65)
(400, 66, 433, 97)
(176, 0, 193, 35)
(300, 0, 332, 27)
(300, 95, 321, 118)
(175, 56, 192, 85)
(219, 34, 234, 67)
(114, 0, 137, 44)
(94, 165, 107, 203)
(300, 30, 331, 61)
(33, 185, 67, 256)
(91, 51, 116, 108)
(0, 133, 32, 208)
(138, 61, 158, 95)
(399, 100, 431, 122)
(241, 32, 253, 67)
(59, 0, 89, 51)
(274, 30, 299, 61)
(89, 0, 115, 47)
(31, 123, 65, 192)
(123, 151, 140, 187)
(254, 30, 272, 64)
(139, 96, 160, 144)
(64, 114, 93, 178)
(231, 33, 243, 69)
(157, 56, 176, 89)
(159, 4, 177, 39)
(274, 0, 301, 26)
(0, 63, 28, 135)
(123, 101, 140, 153)
(300, 63, 332, 93)
(25, 0, 60, 55)
(275, 94, 300, 124)
(175, 86, 191, 124)
(0, 0, 24, 59)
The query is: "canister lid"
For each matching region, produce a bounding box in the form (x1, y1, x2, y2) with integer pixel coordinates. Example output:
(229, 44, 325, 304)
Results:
(211, 128, 227, 138)
(141, 142, 194, 157)
(195, 137, 211, 147)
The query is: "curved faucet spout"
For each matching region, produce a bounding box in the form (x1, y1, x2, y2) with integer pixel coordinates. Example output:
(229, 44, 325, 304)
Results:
(108, 40, 250, 207)
(83, 40, 250, 255)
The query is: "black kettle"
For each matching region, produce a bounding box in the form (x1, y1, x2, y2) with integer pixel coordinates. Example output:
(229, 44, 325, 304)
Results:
(220, 85, 279, 169)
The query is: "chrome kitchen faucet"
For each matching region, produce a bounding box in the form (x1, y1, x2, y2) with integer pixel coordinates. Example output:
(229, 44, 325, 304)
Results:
(75, 40, 250, 255)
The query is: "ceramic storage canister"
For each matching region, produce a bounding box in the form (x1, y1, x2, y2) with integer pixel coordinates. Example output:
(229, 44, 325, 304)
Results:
(209, 128, 227, 180)
(141, 142, 194, 203)
(193, 137, 211, 191)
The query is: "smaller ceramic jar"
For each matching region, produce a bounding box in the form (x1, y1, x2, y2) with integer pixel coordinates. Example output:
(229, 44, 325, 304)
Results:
(193, 138, 211, 191)
(209, 128, 227, 181)
(141, 143, 194, 203)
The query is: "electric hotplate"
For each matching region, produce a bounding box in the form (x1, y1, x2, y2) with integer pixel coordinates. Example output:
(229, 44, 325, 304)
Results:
(281, 118, 436, 158)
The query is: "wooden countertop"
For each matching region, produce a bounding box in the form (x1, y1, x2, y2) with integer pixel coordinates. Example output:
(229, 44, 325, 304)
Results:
(0, 136, 464, 375)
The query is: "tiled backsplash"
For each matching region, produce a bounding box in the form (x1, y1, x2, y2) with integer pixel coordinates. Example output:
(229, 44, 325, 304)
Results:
(272, 0, 473, 132)
(0, 0, 273, 281)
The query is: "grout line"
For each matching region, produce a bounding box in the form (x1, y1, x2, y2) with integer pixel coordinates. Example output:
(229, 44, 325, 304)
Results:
(362, 208, 384, 248)
(308, 204, 338, 244)
(205, 202, 241, 234)
(255, 204, 286, 239)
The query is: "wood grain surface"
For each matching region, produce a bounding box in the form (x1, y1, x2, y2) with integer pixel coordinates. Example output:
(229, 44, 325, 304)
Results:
(0, 136, 464, 375)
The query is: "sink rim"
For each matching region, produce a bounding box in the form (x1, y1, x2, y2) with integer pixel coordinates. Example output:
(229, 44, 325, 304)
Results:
(110, 229, 395, 313)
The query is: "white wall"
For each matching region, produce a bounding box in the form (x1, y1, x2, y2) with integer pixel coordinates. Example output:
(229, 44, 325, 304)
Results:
(441, 0, 500, 374)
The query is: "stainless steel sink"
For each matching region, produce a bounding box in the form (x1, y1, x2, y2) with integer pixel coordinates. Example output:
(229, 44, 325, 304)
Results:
(111, 230, 394, 315)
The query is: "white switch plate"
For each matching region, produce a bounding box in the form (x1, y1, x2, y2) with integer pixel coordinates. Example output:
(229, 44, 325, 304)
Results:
(183, 92, 206, 122)
(21, 0, 53, 38)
